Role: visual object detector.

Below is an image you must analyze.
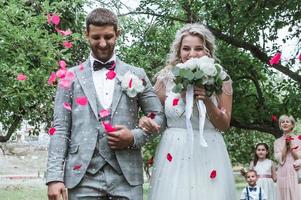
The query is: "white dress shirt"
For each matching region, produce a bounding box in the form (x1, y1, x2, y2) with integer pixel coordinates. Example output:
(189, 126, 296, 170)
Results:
(90, 53, 116, 109)
(240, 185, 267, 200)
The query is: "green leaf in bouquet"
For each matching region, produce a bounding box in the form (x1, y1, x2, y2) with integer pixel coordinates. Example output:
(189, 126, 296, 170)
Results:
(171, 67, 180, 76)
(193, 70, 204, 80)
(172, 83, 184, 93)
(179, 69, 194, 81)
(215, 64, 222, 75)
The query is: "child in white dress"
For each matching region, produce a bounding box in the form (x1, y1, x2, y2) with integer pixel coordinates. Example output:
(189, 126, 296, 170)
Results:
(240, 170, 267, 200)
(249, 143, 277, 200)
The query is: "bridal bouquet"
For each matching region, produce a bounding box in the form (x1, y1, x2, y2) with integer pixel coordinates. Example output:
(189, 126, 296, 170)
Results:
(172, 56, 229, 96)
(171, 56, 230, 150)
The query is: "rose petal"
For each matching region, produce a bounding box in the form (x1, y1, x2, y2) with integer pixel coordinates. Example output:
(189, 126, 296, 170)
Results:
(63, 102, 72, 111)
(269, 52, 281, 65)
(56, 69, 67, 79)
(73, 164, 82, 170)
(59, 60, 67, 69)
(59, 79, 72, 89)
(298, 135, 301, 140)
(63, 41, 73, 49)
(286, 135, 294, 141)
(106, 70, 116, 80)
(51, 14, 60, 26)
(48, 127, 56, 135)
(210, 169, 217, 179)
(172, 98, 179, 106)
(147, 156, 154, 166)
(102, 122, 117, 132)
(99, 109, 110, 118)
(66, 71, 75, 80)
(17, 73, 27, 81)
(271, 115, 278, 122)
(167, 153, 173, 162)
(47, 72, 56, 85)
(129, 78, 133, 88)
(75, 96, 88, 106)
(299, 53, 301, 62)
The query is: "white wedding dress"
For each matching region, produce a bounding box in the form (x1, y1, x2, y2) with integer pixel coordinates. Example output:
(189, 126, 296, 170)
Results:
(148, 70, 236, 200)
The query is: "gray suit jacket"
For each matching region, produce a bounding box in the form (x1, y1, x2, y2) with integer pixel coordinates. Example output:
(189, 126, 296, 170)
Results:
(46, 58, 165, 188)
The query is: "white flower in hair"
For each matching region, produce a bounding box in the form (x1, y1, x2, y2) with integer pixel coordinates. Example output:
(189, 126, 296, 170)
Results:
(120, 71, 146, 98)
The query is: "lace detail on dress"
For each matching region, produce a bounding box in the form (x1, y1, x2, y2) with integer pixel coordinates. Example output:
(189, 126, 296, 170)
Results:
(155, 69, 175, 92)
(222, 80, 233, 95)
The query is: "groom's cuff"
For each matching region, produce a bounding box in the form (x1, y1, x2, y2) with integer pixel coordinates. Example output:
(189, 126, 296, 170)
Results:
(130, 129, 149, 149)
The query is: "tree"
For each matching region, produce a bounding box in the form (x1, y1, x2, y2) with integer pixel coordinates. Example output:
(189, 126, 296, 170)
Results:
(95, 0, 301, 138)
(0, 0, 88, 142)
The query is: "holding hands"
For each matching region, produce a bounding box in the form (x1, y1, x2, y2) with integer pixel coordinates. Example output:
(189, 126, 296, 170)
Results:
(139, 116, 160, 134)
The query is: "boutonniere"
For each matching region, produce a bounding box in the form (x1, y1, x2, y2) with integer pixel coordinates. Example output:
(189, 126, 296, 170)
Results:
(120, 71, 146, 98)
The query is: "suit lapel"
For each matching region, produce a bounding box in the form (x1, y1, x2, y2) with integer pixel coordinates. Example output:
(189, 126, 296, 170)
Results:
(75, 60, 103, 120)
(111, 58, 128, 118)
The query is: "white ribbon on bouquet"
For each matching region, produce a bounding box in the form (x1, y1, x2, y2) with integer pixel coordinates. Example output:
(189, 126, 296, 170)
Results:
(185, 85, 208, 155)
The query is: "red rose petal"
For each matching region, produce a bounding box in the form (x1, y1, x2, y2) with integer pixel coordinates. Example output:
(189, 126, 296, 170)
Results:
(167, 153, 173, 162)
(298, 53, 301, 62)
(48, 127, 56, 135)
(172, 98, 179, 106)
(73, 164, 82, 170)
(210, 169, 217, 179)
(286, 135, 294, 141)
(269, 52, 281, 65)
(102, 122, 117, 133)
(76, 96, 88, 106)
(271, 115, 278, 122)
(129, 78, 133, 88)
(147, 112, 156, 119)
(147, 156, 154, 166)
(298, 135, 301, 140)
(106, 70, 116, 80)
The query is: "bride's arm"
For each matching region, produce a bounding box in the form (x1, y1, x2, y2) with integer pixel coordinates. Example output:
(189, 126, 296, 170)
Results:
(153, 79, 166, 105)
(203, 80, 233, 132)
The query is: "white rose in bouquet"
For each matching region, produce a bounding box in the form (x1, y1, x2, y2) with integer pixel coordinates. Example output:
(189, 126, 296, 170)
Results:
(120, 71, 145, 98)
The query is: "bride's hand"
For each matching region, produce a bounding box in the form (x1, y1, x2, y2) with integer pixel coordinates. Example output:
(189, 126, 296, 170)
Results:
(139, 116, 160, 134)
(194, 86, 208, 101)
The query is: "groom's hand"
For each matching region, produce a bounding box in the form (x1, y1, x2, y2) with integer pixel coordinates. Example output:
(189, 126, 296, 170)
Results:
(48, 181, 67, 200)
(107, 125, 134, 150)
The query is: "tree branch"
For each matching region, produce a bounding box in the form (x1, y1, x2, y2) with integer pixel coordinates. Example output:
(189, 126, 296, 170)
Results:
(0, 113, 23, 142)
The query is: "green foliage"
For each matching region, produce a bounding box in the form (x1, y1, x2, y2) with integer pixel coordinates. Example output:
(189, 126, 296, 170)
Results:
(0, 0, 88, 139)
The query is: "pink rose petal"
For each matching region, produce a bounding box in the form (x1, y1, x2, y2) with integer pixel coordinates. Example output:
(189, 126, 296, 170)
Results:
(210, 170, 217, 179)
(63, 41, 73, 48)
(63, 102, 72, 111)
(99, 109, 110, 118)
(167, 153, 173, 162)
(79, 63, 84, 71)
(48, 127, 56, 135)
(129, 78, 133, 88)
(47, 72, 56, 85)
(299, 53, 301, 62)
(51, 14, 60, 26)
(102, 122, 117, 132)
(59, 79, 72, 89)
(73, 164, 82, 170)
(59, 60, 67, 69)
(17, 73, 27, 81)
(172, 98, 179, 106)
(56, 68, 67, 79)
(106, 70, 116, 80)
(76, 96, 88, 106)
(269, 52, 281, 65)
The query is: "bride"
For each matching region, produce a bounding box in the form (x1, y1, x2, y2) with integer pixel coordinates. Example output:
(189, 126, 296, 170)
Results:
(139, 23, 236, 200)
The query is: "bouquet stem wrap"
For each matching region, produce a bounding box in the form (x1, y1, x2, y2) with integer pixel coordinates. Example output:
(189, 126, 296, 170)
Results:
(185, 85, 208, 156)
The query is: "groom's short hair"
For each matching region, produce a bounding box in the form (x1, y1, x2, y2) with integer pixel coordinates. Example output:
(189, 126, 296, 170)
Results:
(86, 8, 118, 33)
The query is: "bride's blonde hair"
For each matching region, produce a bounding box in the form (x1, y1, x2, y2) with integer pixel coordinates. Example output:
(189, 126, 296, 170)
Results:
(164, 23, 216, 70)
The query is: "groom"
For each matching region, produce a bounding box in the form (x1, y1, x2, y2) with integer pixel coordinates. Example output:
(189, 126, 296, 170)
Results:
(46, 8, 165, 200)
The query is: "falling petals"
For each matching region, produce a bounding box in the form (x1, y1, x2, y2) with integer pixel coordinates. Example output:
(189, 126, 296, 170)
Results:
(172, 98, 179, 106)
(269, 52, 281, 65)
(299, 53, 301, 62)
(75, 96, 88, 106)
(59, 79, 72, 89)
(63, 102, 72, 111)
(51, 14, 60, 26)
(63, 41, 73, 48)
(59, 60, 67, 69)
(106, 70, 116, 80)
(167, 153, 173, 162)
(73, 164, 82, 170)
(271, 115, 278, 122)
(17, 73, 27, 81)
(210, 170, 217, 179)
(99, 109, 110, 118)
(48, 127, 56, 135)
(56, 68, 67, 79)
(147, 112, 156, 119)
(47, 72, 56, 85)
(298, 135, 301, 140)
(102, 122, 117, 133)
